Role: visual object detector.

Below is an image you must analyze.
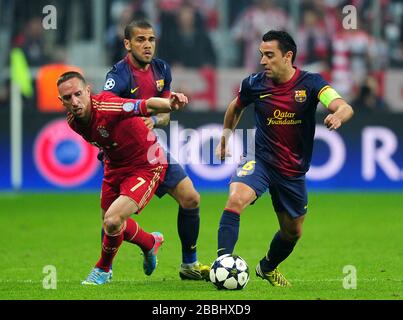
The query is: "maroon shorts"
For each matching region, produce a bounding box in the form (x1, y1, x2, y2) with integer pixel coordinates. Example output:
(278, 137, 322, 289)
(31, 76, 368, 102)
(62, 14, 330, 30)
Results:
(101, 164, 166, 213)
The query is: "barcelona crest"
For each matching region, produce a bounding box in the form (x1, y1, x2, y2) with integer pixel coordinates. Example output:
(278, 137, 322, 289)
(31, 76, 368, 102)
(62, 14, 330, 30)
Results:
(156, 79, 164, 92)
(294, 90, 307, 103)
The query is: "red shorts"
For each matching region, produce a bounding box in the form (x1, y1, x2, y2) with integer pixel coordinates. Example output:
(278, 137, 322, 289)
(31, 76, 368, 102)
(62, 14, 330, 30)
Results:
(101, 164, 166, 213)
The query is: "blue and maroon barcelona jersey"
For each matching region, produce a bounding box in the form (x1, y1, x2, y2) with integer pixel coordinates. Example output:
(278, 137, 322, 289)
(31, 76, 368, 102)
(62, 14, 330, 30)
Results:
(237, 68, 330, 177)
(102, 55, 171, 99)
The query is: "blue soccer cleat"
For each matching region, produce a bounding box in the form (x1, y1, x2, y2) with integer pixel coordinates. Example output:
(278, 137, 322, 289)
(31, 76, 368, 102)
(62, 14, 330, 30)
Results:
(81, 267, 113, 285)
(143, 232, 164, 276)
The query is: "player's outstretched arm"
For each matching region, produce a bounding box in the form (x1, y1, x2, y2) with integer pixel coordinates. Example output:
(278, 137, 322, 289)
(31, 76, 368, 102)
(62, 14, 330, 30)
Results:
(324, 98, 354, 131)
(216, 97, 245, 160)
(146, 92, 188, 114)
(142, 91, 178, 129)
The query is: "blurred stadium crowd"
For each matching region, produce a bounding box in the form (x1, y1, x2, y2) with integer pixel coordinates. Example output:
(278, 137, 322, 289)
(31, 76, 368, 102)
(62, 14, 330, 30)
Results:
(1, 0, 402, 113)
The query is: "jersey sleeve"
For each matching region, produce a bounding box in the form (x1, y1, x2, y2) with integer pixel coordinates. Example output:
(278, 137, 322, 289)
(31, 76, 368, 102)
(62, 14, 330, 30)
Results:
(102, 66, 128, 96)
(236, 76, 255, 108)
(94, 93, 149, 119)
(161, 63, 172, 98)
(311, 73, 343, 108)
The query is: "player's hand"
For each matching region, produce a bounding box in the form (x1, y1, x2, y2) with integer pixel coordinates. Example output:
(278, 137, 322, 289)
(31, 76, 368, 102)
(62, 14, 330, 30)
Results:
(215, 141, 231, 160)
(324, 114, 342, 130)
(169, 92, 188, 111)
(142, 117, 155, 129)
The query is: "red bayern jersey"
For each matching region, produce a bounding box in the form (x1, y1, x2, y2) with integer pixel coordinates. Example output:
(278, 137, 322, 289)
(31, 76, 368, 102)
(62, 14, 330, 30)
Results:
(67, 92, 167, 171)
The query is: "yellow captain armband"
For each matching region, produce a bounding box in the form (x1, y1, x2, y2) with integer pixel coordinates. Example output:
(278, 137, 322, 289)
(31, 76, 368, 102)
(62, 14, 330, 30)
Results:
(318, 86, 342, 108)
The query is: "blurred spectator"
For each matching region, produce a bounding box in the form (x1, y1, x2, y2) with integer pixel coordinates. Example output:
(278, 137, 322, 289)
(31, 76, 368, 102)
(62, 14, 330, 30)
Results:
(348, 26, 384, 80)
(231, 0, 291, 71)
(157, 0, 183, 12)
(157, 6, 178, 63)
(188, 0, 219, 31)
(228, 0, 251, 26)
(0, 86, 8, 109)
(13, 17, 51, 67)
(296, 7, 332, 68)
(329, 10, 388, 100)
(105, 1, 147, 64)
(158, 4, 216, 68)
(385, 0, 403, 68)
(352, 75, 389, 114)
(11, 16, 52, 109)
(389, 42, 403, 68)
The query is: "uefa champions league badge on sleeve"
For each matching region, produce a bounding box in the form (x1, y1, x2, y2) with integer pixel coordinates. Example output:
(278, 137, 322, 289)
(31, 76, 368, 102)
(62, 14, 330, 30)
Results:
(103, 78, 115, 90)
(123, 101, 141, 114)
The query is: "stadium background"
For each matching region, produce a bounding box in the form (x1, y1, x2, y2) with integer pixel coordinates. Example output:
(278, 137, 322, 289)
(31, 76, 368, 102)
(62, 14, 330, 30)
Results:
(1, 0, 403, 191)
(0, 0, 402, 301)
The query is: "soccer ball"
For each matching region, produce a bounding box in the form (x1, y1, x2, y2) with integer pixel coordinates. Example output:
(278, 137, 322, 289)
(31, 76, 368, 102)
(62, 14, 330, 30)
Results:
(209, 254, 250, 290)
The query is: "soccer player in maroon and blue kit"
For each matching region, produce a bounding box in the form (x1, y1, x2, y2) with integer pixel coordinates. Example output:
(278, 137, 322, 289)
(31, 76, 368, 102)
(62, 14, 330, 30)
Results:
(215, 30, 354, 286)
(101, 20, 209, 280)
(57, 71, 188, 285)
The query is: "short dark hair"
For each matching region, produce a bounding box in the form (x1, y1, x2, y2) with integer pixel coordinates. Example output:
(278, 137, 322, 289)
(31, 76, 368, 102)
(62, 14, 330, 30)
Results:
(124, 19, 154, 40)
(262, 30, 297, 64)
(57, 71, 86, 87)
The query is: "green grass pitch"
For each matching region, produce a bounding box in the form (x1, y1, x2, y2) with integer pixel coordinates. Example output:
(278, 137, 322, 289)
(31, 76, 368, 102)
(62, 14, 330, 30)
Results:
(0, 192, 402, 300)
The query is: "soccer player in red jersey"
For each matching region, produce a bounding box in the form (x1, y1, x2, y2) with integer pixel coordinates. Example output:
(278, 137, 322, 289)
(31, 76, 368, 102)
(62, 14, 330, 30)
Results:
(57, 71, 188, 285)
(101, 20, 210, 280)
(215, 30, 354, 286)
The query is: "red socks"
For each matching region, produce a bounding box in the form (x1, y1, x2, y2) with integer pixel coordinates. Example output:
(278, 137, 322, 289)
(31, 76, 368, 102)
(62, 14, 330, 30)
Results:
(95, 218, 155, 272)
(96, 225, 125, 272)
(124, 218, 154, 253)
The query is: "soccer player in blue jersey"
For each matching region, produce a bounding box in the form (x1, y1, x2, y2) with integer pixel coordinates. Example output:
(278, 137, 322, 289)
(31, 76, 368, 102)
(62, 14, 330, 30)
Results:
(215, 30, 354, 286)
(101, 19, 209, 280)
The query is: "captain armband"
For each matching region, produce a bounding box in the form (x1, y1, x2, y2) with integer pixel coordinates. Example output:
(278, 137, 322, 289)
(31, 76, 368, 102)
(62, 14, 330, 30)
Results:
(318, 86, 342, 108)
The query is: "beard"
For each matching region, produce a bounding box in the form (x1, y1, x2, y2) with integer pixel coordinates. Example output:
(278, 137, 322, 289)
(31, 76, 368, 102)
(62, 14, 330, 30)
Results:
(131, 51, 152, 67)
